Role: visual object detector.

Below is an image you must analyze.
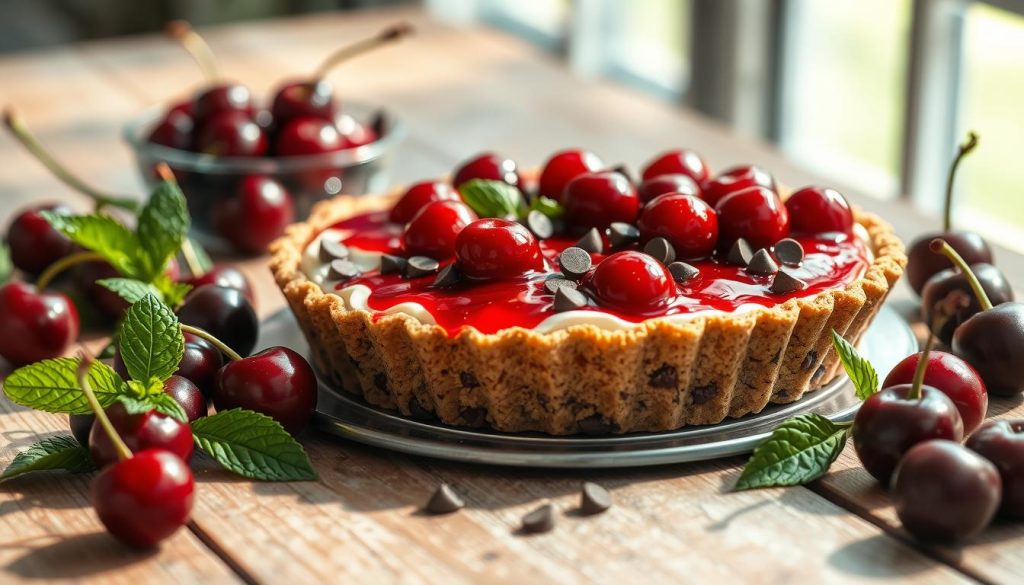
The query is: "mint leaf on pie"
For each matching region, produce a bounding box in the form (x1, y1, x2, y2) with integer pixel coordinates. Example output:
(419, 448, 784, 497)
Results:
(137, 181, 190, 280)
(734, 414, 850, 491)
(191, 409, 317, 481)
(97, 277, 163, 304)
(831, 329, 879, 400)
(458, 179, 523, 218)
(118, 393, 187, 422)
(117, 294, 184, 383)
(42, 212, 141, 278)
(527, 195, 564, 219)
(1, 435, 95, 481)
(3, 357, 126, 414)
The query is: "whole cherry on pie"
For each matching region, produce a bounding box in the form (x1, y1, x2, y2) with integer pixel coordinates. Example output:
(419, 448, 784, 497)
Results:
(637, 174, 700, 205)
(637, 193, 718, 260)
(714, 186, 789, 250)
(588, 251, 673, 314)
(784, 187, 854, 236)
(701, 165, 775, 208)
(401, 200, 478, 259)
(641, 149, 710, 185)
(389, 181, 461, 224)
(452, 152, 522, 191)
(562, 171, 640, 234)
(537, 149, 605, 201)
(454, 219, 544, 279)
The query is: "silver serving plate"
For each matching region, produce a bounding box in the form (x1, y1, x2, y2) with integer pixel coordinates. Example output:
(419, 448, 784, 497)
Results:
(258, 305, 916, 468)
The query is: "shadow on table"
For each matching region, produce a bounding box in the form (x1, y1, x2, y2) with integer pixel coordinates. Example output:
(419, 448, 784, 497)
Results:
(4, 532, 155, 579)
(828, 534, 952, 579)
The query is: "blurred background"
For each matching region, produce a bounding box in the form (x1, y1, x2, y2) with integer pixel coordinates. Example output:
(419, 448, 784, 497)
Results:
(1, 0, 1022, 247)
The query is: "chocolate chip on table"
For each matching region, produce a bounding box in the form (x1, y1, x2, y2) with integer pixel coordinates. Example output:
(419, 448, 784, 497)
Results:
(774, 238, 804, 266)
(643, 237, 676, 265)
(580, 482, 612, 515)
(554, 287, 589, 312)
(526, 210, 554, 240)
(327, 259, 361, 282)
(746, 249, 779, 276)
(544, 277, 578, 294)
(432, 263, 462, 288)
(575, 227, 604, 254)
(521, 503, 555, 534)
(559, 247, 592, 279)
(424, 483, 464, 515)
(726, 238, 754, 267)
(318, 239, 350, 262)
(667, 261, 699, 284)
(770, 270, 808, 294)
(405, 256, 440, 279)
(607, 222, 640, 249)
(380, 254, 408, 275)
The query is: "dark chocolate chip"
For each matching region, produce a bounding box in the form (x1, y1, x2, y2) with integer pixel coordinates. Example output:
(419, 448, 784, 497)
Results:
(607, 222, 639, 249)
(526, 210, 554, 239)
(553, 287, 589, 312)
(319, 239, 350, 262)
(408, 396, 435, 420)
(643, 237, 676, 265)
(801, 350, 819, 371)
(746, 249, 779, 276)
(460, 371, 481, 388)
(691, 383, 717, 405)
(459, 407, 487, 427)
(544, 277, 578, 294)
(405, 256, 440, 279)
(667, 261, 699, 284)
(580, 482, 611, 515)
(575, 227, 604, 254)
(373, 372, 388, 391)
(380, 254, 408, 275)
(770, 270, 808, 294)
(577, 414, 612, 435)
(424, 483, 464, 514)
(521, 504, 555, 534)
(726, 238, 754, 266)
(649, 364, 678, 388)
(432, 264, 461, 288)
(812, 364, 828, 383)
(774, 238, 804, 266)
(328, 259, 361, 282)
(558, 247, 592, 279)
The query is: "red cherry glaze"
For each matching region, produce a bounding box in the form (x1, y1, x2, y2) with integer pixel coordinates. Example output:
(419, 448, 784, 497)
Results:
(213, 175, 295, 254)
(641, 149, 710, 184)
(6, 203, 74, 275)
(0, 282, 79, 365)
(193, 83, 254, 124)
(147, 108, 194, 150)
(401, 200, 478, 259)
(538, 149, 605, 201)
(785, 187, 854, 236)
(883, 351, 988, 434)
(274, 116, 351, 157)
(638, 194, 718, 260)
(701, 165, 775, 208)
(389, 181, 462, 224)
(214, 346, 318, 432)
(966, 419, 1024, 519)
(270, 79, 336, 124)
(195, 112, 268, 157)
(715, 186, 789, 250)
(89, 401, 194, 469)
(455, 219, 544, 279)
(589, 251, 673, 314)
(452, 153, 522, 190)
(562, 172, 640, 234)
(637, 174, 701, 205)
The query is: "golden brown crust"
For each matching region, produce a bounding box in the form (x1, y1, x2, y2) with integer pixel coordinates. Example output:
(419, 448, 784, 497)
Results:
(270, 188, 906, 434)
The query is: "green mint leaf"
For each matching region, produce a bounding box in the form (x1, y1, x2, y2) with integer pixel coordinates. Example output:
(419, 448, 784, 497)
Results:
(42, 212, 142, 278)
(734, 414, 849, 491)
(137, 181, 190, 279)
(527, 195, 565, 219)
(118, 393, 187, 422)
(191, 409, 317, 481)
(151, 274, 192, 308)
(97, 278, 163, 304)
(3, 358, 126, 414)
(831, 330, 879, 400)
(0, 242, 11, 284)
(117, 294, 184, 383)
(458, 179, 523, 218)
(1, 435, 95, 481)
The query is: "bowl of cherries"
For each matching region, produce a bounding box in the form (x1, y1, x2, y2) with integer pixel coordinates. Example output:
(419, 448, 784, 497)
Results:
(123, 21, 410, 254)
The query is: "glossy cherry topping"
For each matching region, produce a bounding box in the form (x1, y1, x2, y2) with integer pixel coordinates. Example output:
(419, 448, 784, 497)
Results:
(588, 251, 673, 314)
(786, 187, 854, 236)
(389, 181, 462, 224)
(637, 194, 718, 260)
(455, 219, 544, 279)
(637, 174, 701, 204)
(538, 149, 605, 201)
(562, 171, 640, 234)
(401, 200, 478, 259)
(715, 186, 789, 250)
(702, 165, 775, 208)
(452, 153, 522, 191)
(641, 149, 710, 184)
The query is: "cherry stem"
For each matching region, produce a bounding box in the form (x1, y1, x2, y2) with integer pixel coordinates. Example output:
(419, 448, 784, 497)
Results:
(179, 239, 205, 278)
(929, 238, 993, 311)
(179, 324, 243, 361)
(35, 251, 105, 290)
(165, 20, 219, 82)
(2, 108, 139, 213)
(943, 131, 979, 232)
(77, 351, 133, 462)
(909, 327, 935, 401)
(312, 22, 414, 81)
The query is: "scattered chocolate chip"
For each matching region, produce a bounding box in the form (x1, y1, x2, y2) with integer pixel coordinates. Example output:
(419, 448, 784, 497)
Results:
(405, 256, 440, 279)
(328, 259, 361, 282)
(667, 261, 699, 284)
(580, 482, 611, 515)
(746, 249, 779, 276)
(424, 483, 464, 514)
(769, 270, 808, 294)
(558, 247, 592, 279)
(643, 237, 676, 265)
(380, 254, 408, 275)
(774, 238, 804, 266)
(607, 222, 639, 249)
(554, 287, 589, 312)
(726, 238, 754, 267)
(649, 364, 678, 388)
(526, 210, 554, 239)
(575, 227, 604, 254)
(319, 239, 349, 262)
(544, 277, 578, 294)
(432, 264, 462, 288)
(521, 504, 555, 534)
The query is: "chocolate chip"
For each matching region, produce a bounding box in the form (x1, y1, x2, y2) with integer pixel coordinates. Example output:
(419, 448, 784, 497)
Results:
(319, 239, 349, 262)
(544, 277, 578, 294)
(526, 210, 554, 239)
(769, 270, 808, 294)
(726, 238, 753, 266)
(459, 371, 480, 388)
(580, 482, 611, 515)
(667, 261, 699, 284)
(328, 259, 361, 282)
(408, 397, 435, 420)
(554, 287, 589, 312)
(643, 237, 676, 265)
(812, 364, 827, 383)
(380, 254, 408, 275)
(607, 222, 639, 249)
(424, 483, 464, 514)
(649, 364, 678, 388)
(432, 264, 461, 288)
(459, 406, 487, 427)
(746, 249, 779, 276)
(559, 247, 592, 279)
(774, 238, 804, 266)
(575, 227, 604, 254)
(405, 256, 440, 279)
(801, 350, 819, 371)
(374, 372, 388, 391)
(691, 383, 717, 405)
(577, 414, 612, 435)
(521, 504, 555, 534)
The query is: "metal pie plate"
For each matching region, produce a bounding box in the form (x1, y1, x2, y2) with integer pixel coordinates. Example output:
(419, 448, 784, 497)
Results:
(258, 305, 915, 468)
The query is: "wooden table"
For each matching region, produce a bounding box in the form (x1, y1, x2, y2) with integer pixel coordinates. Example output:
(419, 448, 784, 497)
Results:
(1, 8, 1021, 584)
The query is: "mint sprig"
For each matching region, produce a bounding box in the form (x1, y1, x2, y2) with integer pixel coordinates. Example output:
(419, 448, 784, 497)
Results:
(3, 357, 125, 414)
(191, 409, 317, 481)
(734, 414, 851, 491)
(117, 294, 184, 383)
(97, 278, 164, 304)
(1, 435, 95, 481)
(458, 179, 524, 218)
(119, 394, 187, 423)
(527, 195, 564, 219)
(830, 330, 879, 400)
(42, 212, 141, 277)
(137, 181, 190, 280)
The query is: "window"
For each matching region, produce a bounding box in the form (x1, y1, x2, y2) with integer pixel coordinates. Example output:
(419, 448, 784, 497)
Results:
(479, 0, 569, 52)
(605, 0, 690, 98)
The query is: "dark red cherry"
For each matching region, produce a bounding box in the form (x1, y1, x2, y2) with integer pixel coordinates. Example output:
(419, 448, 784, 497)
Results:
(91, 449, 194, 548)
(270, 79, 336, 124)
(641, 149, 710, 185)
(589, 251, 673, 314)
(212, 175, 294, 254)
(274, 116, 351, 156)
(69, 414, 94, 446)
(852, 384, 964, 485)
(921, 263, 1013, 345)
(883, 351, 988, 434)
(637, 194, 718, 260)
(89, 401, 194, 469)
(0, 282, 79, 366)
(701, 165, 775, 208)
(192, 83, 254, 124)
(952, 302, 1024, 397)
(6, 203, 75, 275)
(538, 149, 605, 201)
(214, 346, 318, 432)
(452, 153, 522, 191)
(176, 333, 224, 398)
(74, 260, 129, 319)
(177, 285, 259, 357)
(183, 265, 254, 305)
(389, 181, 462, 224)
(401, 200, 478, 259)
(784, 187, 854, 236)
(195, 111, 268, 157)
(334, 113, 378, 147)
(714, 186, 789, 250)
(147, 108, 194, 150)
(906, 231, 993, 296)
(637, 174, 701, 205)
(455, 219, 544, 279)
(562, 171, 640, 234)
(966, 419, 1024, 519)
(163, 375, 207, 422)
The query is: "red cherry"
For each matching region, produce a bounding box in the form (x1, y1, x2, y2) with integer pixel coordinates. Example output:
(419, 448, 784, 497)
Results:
(785, 187, 854, 236)
(714, 186, 789, 250)
(0, 282, 79, 366)
(274, 116, 352, 156)
(882, 351, 987, 434)
(177, 285, 259, 357)
(452, 153, 522, 190)
(214, 346, 318, 432)
(74, 260, 129, 319)
(92, 449, 194, 548)
(401, 200, 478, 259)
(389, 181, 462, 224)
(183, 265, 254, 305)
(589, 251, 673, 314)
(455, 219, 544, 279)
(562, 172, 640, 234)
(637, 194, 718, 260)
(192, 83, 254, 124)
(195, 111, 267, 157)
(176, 333, 225, 398)
(212, 175, 294, 254)
(637, 174, 701, 205)
(538, 149, 604, 201)
(966, 419, 1024, 519)
(270, 79, 336, 124)
(906, 231, 993, 296)
(163, 375, 208, 422)
(147, 108, 194, 150)
(701, 165, 775, 208)
(641, 149, 710, 184)
(334, 113, 378, 147)
(89, 401, 194, 469)
(6, 203, 75, 275)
